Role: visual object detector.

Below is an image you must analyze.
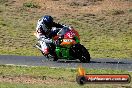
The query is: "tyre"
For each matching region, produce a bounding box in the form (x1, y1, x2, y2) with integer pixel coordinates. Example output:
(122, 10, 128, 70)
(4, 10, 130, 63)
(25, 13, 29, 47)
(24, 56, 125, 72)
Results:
(52, 53, 58, 61)
(79, 45, 90, 63)
(71, 44, 90, 63)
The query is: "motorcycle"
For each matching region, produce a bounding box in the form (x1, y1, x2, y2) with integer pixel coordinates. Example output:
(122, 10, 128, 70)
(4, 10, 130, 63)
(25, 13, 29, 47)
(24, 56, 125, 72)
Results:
(34, 27, 91, 63)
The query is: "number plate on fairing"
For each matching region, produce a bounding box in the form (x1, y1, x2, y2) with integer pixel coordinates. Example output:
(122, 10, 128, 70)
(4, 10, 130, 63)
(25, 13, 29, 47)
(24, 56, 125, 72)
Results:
(63, 39, 73, 42)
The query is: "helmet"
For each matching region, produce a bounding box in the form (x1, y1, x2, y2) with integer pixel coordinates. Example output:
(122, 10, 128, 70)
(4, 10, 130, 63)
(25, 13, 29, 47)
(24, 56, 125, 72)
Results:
(42, 15, 53, 26)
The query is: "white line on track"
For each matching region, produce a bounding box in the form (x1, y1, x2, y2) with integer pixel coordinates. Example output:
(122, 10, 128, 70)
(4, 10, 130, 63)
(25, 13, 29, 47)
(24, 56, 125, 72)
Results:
(5, 64, 77, 69)
(5, 64, 28, 67)
(4, 64, 132, 72)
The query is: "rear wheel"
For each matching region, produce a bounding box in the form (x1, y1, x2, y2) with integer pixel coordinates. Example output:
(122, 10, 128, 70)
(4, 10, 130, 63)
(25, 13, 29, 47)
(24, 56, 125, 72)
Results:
(48, 43, 58, 61)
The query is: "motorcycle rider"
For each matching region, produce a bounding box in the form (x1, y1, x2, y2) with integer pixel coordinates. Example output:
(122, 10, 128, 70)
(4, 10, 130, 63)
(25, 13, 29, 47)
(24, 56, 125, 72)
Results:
(35, 15, 67, 55)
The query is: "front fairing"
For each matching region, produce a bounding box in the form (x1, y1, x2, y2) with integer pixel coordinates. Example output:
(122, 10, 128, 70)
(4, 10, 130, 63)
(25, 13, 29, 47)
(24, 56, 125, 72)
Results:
(52, 27, 80, 46)
(53, 27, 80, 59)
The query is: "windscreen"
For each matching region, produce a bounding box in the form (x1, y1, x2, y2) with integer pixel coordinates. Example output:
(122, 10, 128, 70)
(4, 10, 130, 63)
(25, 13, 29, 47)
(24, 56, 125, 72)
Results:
(57, 27, 70, 36)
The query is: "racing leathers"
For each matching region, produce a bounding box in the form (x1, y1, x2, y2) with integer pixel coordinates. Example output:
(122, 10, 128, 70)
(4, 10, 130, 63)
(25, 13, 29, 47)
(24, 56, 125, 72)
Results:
(35, 18, 64, 55)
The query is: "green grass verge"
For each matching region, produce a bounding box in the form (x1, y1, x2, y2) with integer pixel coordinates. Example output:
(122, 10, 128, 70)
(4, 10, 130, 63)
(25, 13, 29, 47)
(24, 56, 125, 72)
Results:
(0, 65, 131, 88)
(0, 82, 131, 88)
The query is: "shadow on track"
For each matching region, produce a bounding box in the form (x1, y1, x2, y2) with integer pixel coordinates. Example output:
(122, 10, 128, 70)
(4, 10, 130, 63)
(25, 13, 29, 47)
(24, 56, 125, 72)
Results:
(57, 60, 81, 63)
(90, 61, 132, 65)
(56, 59, 132, 65)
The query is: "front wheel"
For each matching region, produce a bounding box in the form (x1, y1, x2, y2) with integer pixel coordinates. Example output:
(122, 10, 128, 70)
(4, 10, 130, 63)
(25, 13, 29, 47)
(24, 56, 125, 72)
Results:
(78, 45, 90, 63)
(71, 44, 91, 63)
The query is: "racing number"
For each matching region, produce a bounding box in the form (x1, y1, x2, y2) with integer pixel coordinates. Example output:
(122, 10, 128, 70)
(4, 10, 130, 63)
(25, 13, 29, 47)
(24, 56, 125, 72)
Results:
(67, 31, 75, 38)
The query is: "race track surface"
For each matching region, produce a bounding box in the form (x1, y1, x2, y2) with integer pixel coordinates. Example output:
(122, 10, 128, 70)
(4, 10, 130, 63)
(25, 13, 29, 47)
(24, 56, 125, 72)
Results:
(0, 55, 132, 71)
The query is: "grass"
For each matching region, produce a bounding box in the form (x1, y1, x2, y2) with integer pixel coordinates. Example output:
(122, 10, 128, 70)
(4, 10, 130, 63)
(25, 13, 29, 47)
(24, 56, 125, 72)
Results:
(23, 1, 40, 8)
(0, 0, 131, 59)
(0, 82, 130, 88)
(0, 1, 131, 87)
(0, 65, 131, 88)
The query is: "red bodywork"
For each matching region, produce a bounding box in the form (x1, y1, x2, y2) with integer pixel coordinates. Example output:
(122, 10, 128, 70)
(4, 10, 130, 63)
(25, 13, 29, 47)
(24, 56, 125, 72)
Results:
(53, 28, 80, 40)
(64, 28, 80, 40)
(52, 28, 80, 46)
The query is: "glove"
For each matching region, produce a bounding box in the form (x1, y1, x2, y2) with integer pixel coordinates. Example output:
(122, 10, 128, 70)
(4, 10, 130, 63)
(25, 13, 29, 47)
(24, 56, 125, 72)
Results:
(53, 37, 62, 45)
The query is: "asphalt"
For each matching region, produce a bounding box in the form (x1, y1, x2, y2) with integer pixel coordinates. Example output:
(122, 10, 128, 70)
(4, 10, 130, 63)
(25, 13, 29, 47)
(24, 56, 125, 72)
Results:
(0, 55, 132, 71)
